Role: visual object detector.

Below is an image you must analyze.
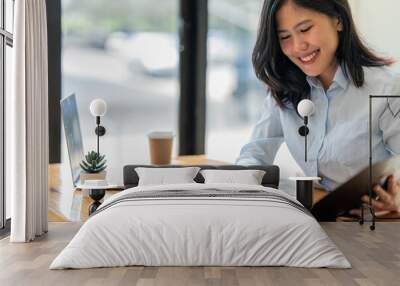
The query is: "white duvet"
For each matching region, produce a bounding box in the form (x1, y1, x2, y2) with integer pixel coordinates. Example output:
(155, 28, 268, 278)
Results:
(50, 183, 351, 269)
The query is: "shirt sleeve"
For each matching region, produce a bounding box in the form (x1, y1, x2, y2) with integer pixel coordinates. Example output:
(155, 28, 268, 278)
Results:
(236, 93, 284, 165)
(379, 74, 400, 155)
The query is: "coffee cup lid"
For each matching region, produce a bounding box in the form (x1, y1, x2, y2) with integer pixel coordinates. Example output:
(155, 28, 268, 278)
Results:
(147, 131, 174, 139)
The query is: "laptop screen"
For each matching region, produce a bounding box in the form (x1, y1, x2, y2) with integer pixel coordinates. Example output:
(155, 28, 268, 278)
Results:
(60, 94, 84, 187)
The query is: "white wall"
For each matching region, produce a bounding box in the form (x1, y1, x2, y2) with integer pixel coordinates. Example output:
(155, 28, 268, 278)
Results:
(349, 0, 400, 72)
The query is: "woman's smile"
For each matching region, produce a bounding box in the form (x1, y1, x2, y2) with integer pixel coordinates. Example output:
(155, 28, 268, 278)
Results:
(299, 49, 320, 64)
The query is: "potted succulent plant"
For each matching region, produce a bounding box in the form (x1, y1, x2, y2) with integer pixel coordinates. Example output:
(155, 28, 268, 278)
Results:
(79, 151, 107, 184)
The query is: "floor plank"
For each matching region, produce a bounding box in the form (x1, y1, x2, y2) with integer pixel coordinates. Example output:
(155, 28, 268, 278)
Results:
(1, 222, 400, 286)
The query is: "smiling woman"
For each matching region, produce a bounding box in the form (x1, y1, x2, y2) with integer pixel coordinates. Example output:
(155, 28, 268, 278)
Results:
(251, 0, 392, 109)
(236, 0, 400, 219)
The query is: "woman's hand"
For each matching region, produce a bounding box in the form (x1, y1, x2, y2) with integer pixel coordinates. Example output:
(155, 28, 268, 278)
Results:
(350, 175, 400, 218)
(361, 175, 400, 213)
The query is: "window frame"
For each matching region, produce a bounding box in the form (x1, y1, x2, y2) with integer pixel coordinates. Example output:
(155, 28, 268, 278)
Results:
(179, 0, 207, 155)
(48, 0, 208, 161)
(0, 0, 14, 231)
(46, 0, 61, 164)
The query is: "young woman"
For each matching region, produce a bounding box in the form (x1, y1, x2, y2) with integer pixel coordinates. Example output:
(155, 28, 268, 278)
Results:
(236, 0, 400, 214)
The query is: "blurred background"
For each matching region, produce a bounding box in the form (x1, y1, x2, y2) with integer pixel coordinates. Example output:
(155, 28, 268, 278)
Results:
(60, 0, 400, 186)
(61, 0, 266, 185)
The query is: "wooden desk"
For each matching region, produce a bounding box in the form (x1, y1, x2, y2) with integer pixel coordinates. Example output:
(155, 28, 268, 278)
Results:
(49, 155, 230, 222)
(50, 158, 400, 222)
(173, 155, 231, 165)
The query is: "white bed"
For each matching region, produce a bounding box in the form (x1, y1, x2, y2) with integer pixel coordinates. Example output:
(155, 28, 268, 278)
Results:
(50, 183, 351, 269)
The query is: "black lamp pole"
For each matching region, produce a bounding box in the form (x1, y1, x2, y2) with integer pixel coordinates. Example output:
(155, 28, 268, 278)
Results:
(304, 116, 308, 162)
(90, 99, 107, 157)
(96, 116, 100, 155)
(94, 116, 106, 156)
(298, 117, 310, 162)
(362, 95, 400, 231)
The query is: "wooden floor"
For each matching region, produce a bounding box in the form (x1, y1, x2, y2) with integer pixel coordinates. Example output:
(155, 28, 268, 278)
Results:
(2, 159, 399, 285)
(1, 222, 400, 286)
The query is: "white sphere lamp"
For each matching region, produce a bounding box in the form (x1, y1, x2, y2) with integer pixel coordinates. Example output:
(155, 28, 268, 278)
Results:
(297, 99, 315, 117)
(89, 99, 107, 154)
(90, 99, 107, 117)
(297, 99, 315, 162)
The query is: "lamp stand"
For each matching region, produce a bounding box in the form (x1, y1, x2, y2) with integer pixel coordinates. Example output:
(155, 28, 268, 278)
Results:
(96, 116, 100, 155)
(94, 116, 106, 155)
(298, 117, 310, 162)
(304, 116, 308, 162)
(362, 95, 400, 231)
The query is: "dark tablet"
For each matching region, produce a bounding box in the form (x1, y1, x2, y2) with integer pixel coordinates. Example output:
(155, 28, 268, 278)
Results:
(311, 156, 400, 221)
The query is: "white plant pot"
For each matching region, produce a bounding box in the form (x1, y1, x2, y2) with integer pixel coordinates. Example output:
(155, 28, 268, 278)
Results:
(80, 171, 107, 184)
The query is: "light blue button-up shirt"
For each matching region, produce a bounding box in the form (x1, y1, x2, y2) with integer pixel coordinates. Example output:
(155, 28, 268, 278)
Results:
(236, 65, 400, 191)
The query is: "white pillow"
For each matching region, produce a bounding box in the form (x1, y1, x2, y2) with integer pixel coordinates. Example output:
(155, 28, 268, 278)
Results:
(200, 169, 266, 185)
(135, 167, 201, 186)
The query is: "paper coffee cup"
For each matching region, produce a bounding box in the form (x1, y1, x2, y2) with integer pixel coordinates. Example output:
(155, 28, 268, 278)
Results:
(147, 131, 174, 165)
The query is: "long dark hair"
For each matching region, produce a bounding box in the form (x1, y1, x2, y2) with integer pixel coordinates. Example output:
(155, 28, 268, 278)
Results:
(253, 0, 392, 108)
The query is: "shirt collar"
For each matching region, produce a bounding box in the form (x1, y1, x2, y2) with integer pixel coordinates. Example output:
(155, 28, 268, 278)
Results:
(306, 64, 350, 91)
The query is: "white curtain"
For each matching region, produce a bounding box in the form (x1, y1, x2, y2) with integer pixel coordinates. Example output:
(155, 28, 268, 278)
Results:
(9, 0, 49, 242)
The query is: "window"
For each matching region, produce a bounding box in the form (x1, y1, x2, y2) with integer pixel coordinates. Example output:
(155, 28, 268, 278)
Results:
(206, 1, 265, 163)
(1, 0, 14, 230)
(206, 0, 302, 185)
(61, 0, 179, 185)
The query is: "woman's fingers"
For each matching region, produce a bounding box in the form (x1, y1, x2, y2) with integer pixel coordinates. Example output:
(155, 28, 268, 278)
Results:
(373, 184, 392, 204)
(361, 195, 371, 204)
(369, 199, 386, 211)
(357, 176, 400, 214)
(387, 175, 397, 195)
(361, 195, 385, 211)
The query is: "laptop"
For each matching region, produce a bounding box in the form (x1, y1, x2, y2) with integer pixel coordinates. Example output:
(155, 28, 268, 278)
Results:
(60, 94, 122, 190)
